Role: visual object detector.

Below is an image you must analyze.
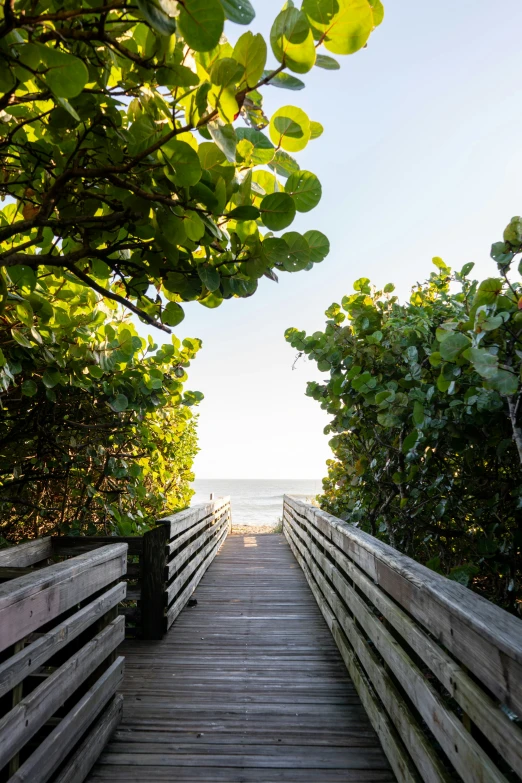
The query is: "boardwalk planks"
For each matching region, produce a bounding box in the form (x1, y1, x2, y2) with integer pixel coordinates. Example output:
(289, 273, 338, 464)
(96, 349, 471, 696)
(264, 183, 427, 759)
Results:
(86, 534, 394, 783)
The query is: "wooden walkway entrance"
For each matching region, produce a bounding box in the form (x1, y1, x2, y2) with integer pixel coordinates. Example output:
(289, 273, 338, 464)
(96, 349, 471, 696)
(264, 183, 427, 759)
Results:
(87, 533, 394, 782)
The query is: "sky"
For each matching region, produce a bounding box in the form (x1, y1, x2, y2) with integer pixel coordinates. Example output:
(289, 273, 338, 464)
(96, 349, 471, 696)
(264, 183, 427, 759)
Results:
(141, 0, 522, 480)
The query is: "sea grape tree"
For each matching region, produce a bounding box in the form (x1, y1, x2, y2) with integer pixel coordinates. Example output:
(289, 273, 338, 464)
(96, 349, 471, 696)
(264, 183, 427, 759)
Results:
(285, 219, 522, 612)
(0, 268, 202, 540)
(0, 0, 384, 331)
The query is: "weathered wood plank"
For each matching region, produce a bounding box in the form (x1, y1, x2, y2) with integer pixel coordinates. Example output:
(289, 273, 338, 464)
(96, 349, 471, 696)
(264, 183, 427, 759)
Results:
(8, 657, 124, 783)
(0, 538, 53, 567)
(54, 694, 124, 783)
(0, 582, 126, 699)
(159, 497, 230, 541)
(166, 523, 229, 628)
(0, 616, 125, 769)
(285, 504, 522, 778)
(141, 524, 169, 640)
(284, 495, 522, 716)
(166, 516, 229, 603)
(0, 544, 127, 651)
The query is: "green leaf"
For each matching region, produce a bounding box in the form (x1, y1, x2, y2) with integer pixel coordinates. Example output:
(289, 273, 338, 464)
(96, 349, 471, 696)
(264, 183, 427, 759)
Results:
(7, 265, 36, 290)
(303, 0, 375, 55)
(303, 230, 329, 262)
(473, 278, 504, 306)
(413, 401, 424, 426)
(220, 0, 255, 24)
(368, 0, 385, 26)
(235, 127, 274, 165)
(269, 105, 311, 152)
(184, 211, 205, 241)
(162, 302, 185, 327)
(432, 255, 450, 272)
(178, 0, 225, 51)
(233, 31, 267, 87)
(429, 351, 442, 367)
(315, 53, 340, 69)
(42, 368, 61, 389)
(109, 393, 129, 413)
(270, 7, 316, 74)
(11, 329, 32, 348)
(157, 64, 199, 87)
(227, 205, 260, 220)
(260, 192, 296, 231)
(198, 264, 221, 292)
(285, 170, 322, 212)
(503, 216, 522, 247)
(437, 373, 452, 393)
(449, 563, 479, 587)
(43, 48, 89, 98)
(55, 96, 80, 121)
(136, 0, 177, 34)
(462, 347, 498, 380)
(402, 430, 419, 453)
(268, 150, 300, 178)
(489, 369, 518, 396)
(282, 231, 310, 272)
(490, 242, 513, 267)
(460, 262, 475, 277)
(263, 71, 305, 90)
(310, 120, 324, 139)
(21, 379, 38, 397)
(439, 332, 471, 361)
(164, 140, 202, 186)
(200, 291, 223, 308)
(377, 412, 401, 428)
(261, 237, 290, 265)
(208, 122, 237, 162)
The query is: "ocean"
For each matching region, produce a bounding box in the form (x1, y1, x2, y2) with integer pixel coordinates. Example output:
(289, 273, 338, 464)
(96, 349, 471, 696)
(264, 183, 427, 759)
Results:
(191, 479, 323, 527)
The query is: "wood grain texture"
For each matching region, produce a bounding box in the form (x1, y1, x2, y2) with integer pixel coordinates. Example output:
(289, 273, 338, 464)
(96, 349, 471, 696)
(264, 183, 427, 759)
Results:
(0, 538, 53, 567)
(8, 657, 124, 783)
(284, 495, 522, 717)
(86, 534, 394, 783)
(0, 582, 126, 699)
(285, 502, 522, 779)
(0, 544, 128, 651)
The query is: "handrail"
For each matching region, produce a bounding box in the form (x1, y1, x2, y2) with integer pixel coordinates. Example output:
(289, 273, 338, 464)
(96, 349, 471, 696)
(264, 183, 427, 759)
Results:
(283, 494, 522, 783)
(35, 497, 232, 640)
(0, 544, 127, 783)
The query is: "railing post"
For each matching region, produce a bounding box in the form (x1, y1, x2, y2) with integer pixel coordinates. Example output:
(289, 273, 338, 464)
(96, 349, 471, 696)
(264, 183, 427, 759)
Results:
(141, 523, 169, 640)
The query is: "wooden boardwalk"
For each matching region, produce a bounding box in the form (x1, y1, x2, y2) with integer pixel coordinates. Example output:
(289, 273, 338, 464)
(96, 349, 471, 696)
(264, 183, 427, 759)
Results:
(87, 533, 394, 782)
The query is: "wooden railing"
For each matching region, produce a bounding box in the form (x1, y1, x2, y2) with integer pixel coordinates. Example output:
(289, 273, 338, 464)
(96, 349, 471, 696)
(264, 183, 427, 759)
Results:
(0, 542, 127, 783)
(159, 495, 231, 636)
(0, 497, 232, 643)
(283, 494, 522, 783)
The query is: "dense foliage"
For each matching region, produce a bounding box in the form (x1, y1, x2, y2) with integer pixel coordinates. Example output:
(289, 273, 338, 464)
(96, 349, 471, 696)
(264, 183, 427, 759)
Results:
(0, 0, 383, 331)
(0, 265, 201, 541)
(286, 217, 522, 613)
(0, 0, 386, 542)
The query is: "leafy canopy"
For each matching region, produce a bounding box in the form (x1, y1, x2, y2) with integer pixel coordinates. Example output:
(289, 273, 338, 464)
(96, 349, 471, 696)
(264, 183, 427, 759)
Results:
(286, 218, 522, 613)
(0, 265, 202, 540)
(0, 0, 383, 331)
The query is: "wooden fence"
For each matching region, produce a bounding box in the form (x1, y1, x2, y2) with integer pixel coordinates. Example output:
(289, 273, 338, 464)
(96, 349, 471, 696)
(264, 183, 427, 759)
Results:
(0, 542, 127, 783)
(0, 497, 231, 642)
(283, 494, 522, 783)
